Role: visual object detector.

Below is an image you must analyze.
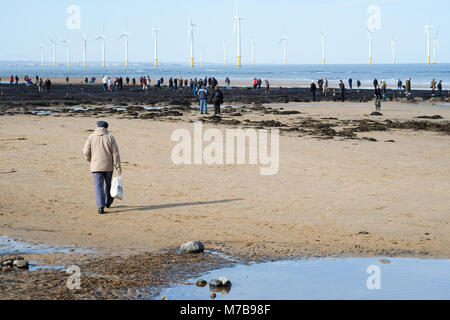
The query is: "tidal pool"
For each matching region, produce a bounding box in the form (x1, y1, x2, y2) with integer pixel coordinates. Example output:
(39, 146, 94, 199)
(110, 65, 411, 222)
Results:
(158, 258, 450, 300)
(0, 236, 93, 255)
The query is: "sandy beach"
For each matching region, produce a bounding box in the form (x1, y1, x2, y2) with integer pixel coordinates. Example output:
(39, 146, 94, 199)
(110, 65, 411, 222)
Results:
(1, 96, 449, 299)
(1, 101, 449, 258)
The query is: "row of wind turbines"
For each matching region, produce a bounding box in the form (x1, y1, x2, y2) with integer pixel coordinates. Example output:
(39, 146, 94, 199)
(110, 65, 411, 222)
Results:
(367, 25, 441, 66)
(39, 13, 442, 68)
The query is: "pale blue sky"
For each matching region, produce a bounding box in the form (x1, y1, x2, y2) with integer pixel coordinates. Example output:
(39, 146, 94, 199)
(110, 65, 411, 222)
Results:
(0, 0, 448, 64)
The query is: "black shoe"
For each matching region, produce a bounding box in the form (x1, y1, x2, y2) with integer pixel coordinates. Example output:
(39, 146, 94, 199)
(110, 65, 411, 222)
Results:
(98, 208, 105, 214)
(106, 198, 114, 209)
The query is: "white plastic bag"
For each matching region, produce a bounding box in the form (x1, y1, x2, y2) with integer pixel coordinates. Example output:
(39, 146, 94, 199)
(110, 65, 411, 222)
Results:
(110, 176, 123, 200)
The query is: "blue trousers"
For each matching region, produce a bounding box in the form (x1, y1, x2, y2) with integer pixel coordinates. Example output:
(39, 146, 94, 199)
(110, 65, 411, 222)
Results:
(92, 172, 113, 209)
(200, 99, 208, 114)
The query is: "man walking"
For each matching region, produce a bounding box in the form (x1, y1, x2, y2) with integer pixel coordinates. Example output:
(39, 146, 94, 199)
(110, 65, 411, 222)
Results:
(198, 85, 209, 114)
(83, 121, 122, 214)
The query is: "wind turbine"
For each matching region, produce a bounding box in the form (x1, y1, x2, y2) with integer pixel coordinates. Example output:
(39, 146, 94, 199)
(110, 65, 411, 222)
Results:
(96, 30, 107, 68)
(234, 3, 245, 68)
(49, 38, 57, 67)
(367, 28, 374, 65)
(120, 31, 130, 68)
(433, 28, 440, 64)
(280, 35, 288, 66)
(82, 32, 87, 68)
(223, 40, 227, 66)
(320, 32, 327, 65)
(60, 40, 71, 68)
(391, 38, 396, 65)
(188, 18, 196, 67)
(250, 39, 256, 65)
(425, 25, 432, 65)
(39, 43, 48, 68)
(199, 42, 204, 66)
(152, 25, 160, 68)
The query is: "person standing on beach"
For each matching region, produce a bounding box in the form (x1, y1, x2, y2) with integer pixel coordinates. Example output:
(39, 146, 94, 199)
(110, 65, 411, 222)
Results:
(225, 77, 231, 90)
(381, 80, 387, 100)
(348, 78, 353, 91)
(310, 81, 317, 102)
(45, 78, 51, 91)
(339, 80, 345, 102)
(213, 87, 224, 115)
(405, 78, 411, 96)
(437, 80, 443, 97)
(102, 76, 108, 91)
(374, 85, 382, 111)
(431, 79, 437, 95)
(264, 79, 270, 95)
(83, 121, 122, 214)
(198, 85, 208, 115)
(398, 79, 403, 91)
(9, 75, 14, 85)
(323, 78, 329, 96)
(38, 78, 43, 93)
(15, 75, 19, 85)
(356, 80, 361, 92)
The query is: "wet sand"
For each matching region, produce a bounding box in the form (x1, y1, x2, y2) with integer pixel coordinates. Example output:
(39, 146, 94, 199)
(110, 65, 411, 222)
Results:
(1, 95, 449, 299)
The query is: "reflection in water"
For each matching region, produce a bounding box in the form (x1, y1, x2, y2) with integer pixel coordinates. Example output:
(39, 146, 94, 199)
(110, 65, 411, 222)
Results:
(158, 257, 450, 300)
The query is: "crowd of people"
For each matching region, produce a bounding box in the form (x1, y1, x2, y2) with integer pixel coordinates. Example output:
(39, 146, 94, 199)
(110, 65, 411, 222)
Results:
(307, 77, 445, 110)
(4, 73, 445, 113)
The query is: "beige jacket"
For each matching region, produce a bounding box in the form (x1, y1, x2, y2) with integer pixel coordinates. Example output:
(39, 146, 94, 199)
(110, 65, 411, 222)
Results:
(83, 127, 121, 173)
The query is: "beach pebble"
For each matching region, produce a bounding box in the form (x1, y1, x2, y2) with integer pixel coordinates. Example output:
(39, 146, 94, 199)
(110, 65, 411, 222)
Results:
(370, 112, 383, 116)
(180, 240, 205, 254)
(196, 280, 208, 287)
(210, 293, 217, 299)
(13, 260, 29, 269)
(378, 259, 391, 264)
(209, 279, 223, 288)
(2, 260, 13, 267)
(220, 277, 232, 287)
(1, 265, 12, 272)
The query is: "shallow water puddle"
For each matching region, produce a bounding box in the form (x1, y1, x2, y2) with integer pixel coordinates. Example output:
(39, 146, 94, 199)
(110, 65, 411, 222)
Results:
(0, 236, 93, 255)
(158, 258, 450, 300)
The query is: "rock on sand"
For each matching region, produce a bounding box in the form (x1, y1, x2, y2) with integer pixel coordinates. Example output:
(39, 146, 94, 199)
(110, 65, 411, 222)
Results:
(179, 240, 205, 254)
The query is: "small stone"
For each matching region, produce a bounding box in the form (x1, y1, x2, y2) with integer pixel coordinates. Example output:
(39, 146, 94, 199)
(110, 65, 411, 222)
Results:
(220, 277, 232, 287)
(358, 231, 370, 235)
(161, 296, 168, 300)
(180, 240, 205, 254)
(2, 260, 13, 267)
(196, 280, 208, 287)
(210, 293, 216, 299)
(209, 279, 223, 288)
(13, 260, 29, 269)
(1, 265, 12, 272)
(378, 259, 391, 264)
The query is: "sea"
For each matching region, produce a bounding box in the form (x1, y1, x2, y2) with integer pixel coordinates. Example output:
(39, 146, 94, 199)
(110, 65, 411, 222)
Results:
(0, 62, 449, 86)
